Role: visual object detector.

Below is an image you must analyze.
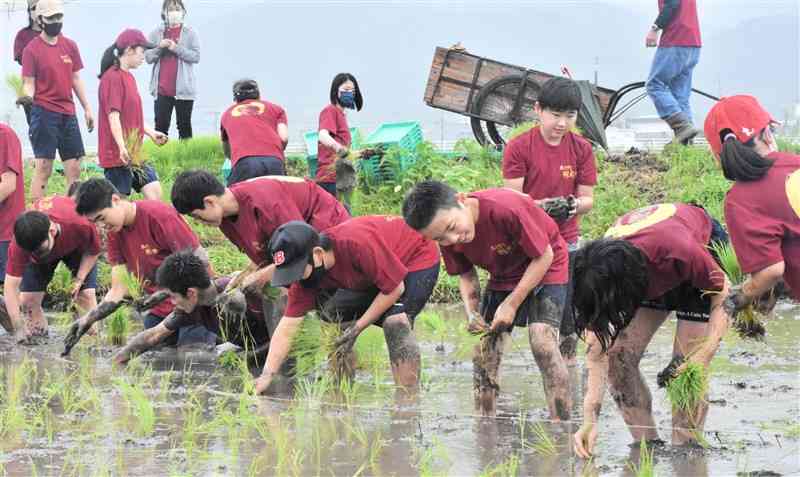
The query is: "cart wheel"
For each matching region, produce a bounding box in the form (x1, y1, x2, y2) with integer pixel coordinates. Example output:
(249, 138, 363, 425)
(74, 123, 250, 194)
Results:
(471, 74, 541, 148)
(470, 117, 491, 147)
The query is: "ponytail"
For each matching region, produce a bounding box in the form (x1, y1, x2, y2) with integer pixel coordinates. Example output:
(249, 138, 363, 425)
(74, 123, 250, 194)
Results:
(719, 130, 775, 182)
(98, 43, 121, 79)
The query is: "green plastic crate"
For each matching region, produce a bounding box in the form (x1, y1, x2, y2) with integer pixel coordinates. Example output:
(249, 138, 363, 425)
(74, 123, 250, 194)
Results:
(304, 127, 362, 177)
(222, 158, 232, 181)
(360, 121, 423, 182)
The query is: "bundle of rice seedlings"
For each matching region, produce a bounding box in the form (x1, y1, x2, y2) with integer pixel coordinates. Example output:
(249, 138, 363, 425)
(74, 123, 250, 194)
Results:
(120, 269, 144, 301)
(5, 74, 24, 99)
(709, 241, 766, 339)
(124, 128, 148, 169)
(666, 361, 708, 423)
(107, 308, 130, 346)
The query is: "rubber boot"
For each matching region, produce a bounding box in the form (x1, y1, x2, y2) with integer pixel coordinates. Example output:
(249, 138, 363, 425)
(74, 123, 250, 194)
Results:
(665, 112, 699, 145)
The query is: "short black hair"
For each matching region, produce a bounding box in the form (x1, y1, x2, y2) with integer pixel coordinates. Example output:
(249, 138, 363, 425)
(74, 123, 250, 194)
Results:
(75, 178, 118, 216)
(156, 249, 211, 296)
(330, 73, 364, 111)
(572, 239, 650, 353)
(232, 78, 260, 102)
(537, 77, 582, 113)
(14, 211, 50, 253)
(171, 170, 225, 215)
(402, 180, 460, 231)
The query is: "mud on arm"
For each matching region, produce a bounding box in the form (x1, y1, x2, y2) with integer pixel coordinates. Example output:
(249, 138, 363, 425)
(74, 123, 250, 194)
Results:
(113, 320, 177, 364)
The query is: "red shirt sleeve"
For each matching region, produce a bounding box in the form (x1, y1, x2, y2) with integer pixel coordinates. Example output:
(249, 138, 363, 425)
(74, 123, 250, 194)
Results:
(151, 210, 200, 253)
(502, 135, 528, 180)
(0, 134, 23, 177)
(106, 232, 124, 266)
(441, 246, 474, 276)
(21, 45, 36, 78)
(285, 283, 317, 317)
(100, 72, 124, 116)
(725, 199, 785, 274)
(504, 207, 549, 260)
(318, 106, 338, 133)
(6, 242, 31, 278)
(276, 106, 287, 126)
(576, 139, 598, 186)
(68, 39, 83, 72)
(82, 223, 101, 256)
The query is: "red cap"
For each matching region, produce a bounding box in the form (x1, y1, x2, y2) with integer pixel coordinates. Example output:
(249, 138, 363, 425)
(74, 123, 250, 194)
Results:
(704, 95, 777, 157)
(115, 29, 155, 50)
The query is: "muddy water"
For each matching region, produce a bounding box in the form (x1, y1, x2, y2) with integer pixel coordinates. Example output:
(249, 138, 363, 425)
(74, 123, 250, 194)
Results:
(0, 304, 797, 476)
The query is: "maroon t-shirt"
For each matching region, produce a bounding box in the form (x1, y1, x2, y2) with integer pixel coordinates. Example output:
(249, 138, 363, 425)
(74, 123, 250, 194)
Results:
(107, 201, 200, 317)
(659, 0, 701, 47)
(605, 203, 723, 299)
(13, 28, 39, 65)
(441, 188, 569, 291)
(157, 26, 181, 98)
(316, 104, 351, 184)
(220, 99, 287, 166)
(725, 152, 800, 300)
(0, 124, 25, 242)
(21, 35, 83, 115)
(219, 176, 350, 265)
(98, 67, 144, 169)
(285, 215, 440, 317)
(6, 196, 100, 278)
(502, 128, 597, 244)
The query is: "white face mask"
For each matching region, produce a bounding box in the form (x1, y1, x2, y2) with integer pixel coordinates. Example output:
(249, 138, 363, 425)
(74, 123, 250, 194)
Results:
(166, 10, 184, 26)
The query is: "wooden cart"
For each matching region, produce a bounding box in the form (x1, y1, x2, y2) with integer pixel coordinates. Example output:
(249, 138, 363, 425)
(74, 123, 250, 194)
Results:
(423, 46, 719, 149)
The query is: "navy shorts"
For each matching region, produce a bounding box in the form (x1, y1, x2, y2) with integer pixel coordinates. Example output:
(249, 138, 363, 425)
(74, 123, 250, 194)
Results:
(227, 156, 285, 186)
(0, 241, 9, 284)
(481, 283, 567, 329)
(640, 214, 729, 323)
(20, 250, 98, 293)
(104, 165, 159, 196)
(316, 264, 439, 326)
(29, 105, 85, 160)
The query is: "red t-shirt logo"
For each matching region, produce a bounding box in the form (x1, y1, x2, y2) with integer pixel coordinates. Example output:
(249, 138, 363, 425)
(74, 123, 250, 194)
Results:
(231, 102, 265, 118)
(491, 243, 512, 255)
(560, 165, 576, 179)
(61, 55, 72, 64)
(273, 250, 285, 265)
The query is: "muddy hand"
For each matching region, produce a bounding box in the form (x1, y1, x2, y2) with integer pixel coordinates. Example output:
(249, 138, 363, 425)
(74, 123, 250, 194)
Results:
(541, 197, 571, 223)
(657, 354, 685, 388)
(133, 290, 171, 313)
(15, 96, 33, 108)
(62, 318, 91, 356)
(723, 284, 751, 316)
(253, 372, 275, 395)
(467, 312, 488, 335)
(574, 422, 597, 459)
(334, 325, 359, 355)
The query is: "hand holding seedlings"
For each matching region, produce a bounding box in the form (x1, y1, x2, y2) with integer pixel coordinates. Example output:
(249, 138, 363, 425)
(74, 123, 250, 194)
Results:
(333, 324, 360, 355)
(489, 300, 516, 332)
(723, 284, 752, 316)
(15, 95, 33, 108)
(150, 130, 169, 146)
(573, 422, 597, 458)
(540, 196, 575, 223)
(253, 370, 275, 395)
(657, 354, 685, 388)
(467, 312, 489, 335)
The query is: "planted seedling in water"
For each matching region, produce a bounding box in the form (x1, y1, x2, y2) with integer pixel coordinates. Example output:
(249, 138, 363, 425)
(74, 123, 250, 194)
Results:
(107, 308, 130, 346)
(528, 422, 558, 456)
(709, 242, 766, 340)
(626, 438, 655, 477)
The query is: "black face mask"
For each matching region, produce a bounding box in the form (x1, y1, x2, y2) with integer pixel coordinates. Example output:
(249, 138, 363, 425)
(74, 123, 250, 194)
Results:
(300, 261, 327, 289)
(41, 21, 63, 37)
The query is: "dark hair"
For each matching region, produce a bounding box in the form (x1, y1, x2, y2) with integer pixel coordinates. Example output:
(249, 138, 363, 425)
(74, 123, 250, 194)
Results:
(98, 44, 123, 79)
(171, 170, 225, 214)
(75, 178, 118, 216)
(156, 249, 210, 296)
(232, 79, 260, 103)
(67, 180, 82, 198)
(537, 77, 582, 113)
(718, 129, 775, 181)
(161, 0, 186, 20)
(572, 239, 650, 353)
(402, 180, 460, 230)
(330, 73, 363, 111)
(13, 211, 51, 253)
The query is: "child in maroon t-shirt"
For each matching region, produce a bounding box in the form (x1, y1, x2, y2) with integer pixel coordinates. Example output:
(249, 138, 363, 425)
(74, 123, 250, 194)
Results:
(0, 124, 27, 341)
(253, 217, 440, 396)
(4, 196, 100, 338)
(502, 77, 597, 364)
(704, 95, 800, 304)
(62, 178, 213, 356)
(571, 203, 732, 456)
(171, 170, 351, 293)
(402, 181, 571, 419)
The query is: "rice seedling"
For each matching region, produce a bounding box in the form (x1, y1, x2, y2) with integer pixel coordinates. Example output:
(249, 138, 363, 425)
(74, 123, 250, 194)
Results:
(528, 422, 558, 456)
(417, 311, 448, 350)
(417, 438, 451, 477)
(119, 268, 144, 301)
(626, 438, 655, 477)
(666, 361, 708, 424)
(0, 359, 37, 437)
(709, 241, 766, 340)
(124, 128, 148, 170)
(113, 377, 156, 436)
(5, 73, 24, 99)
(107, 307, 130, 346)
(479, 454, 520, 477)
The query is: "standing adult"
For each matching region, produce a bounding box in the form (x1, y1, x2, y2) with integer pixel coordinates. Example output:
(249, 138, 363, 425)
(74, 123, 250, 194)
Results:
(146, 0, 200, 140)
(98, 29, 168, 201)
(12, 0, 41, 125)
(220, 79, 288, 185)
(20, 0, 94, 202)
(645, 0, 701, 144)
(316, 73, 363, 200)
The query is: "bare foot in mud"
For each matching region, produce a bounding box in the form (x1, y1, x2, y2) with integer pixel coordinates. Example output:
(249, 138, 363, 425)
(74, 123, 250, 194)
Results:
(26, 318, 49, 337)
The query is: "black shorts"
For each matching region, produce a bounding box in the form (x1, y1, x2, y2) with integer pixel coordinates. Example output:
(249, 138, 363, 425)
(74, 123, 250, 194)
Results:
(481, 283, 567, 330)
(104, 164, 159, 196)
(640, 214, 729, 323)
(0, 241, 9, 284)
(316, 264, 439, 326)
(20, 251, 98, 293)
(29, 105, 85, 160)
(227, 156, 285, 186)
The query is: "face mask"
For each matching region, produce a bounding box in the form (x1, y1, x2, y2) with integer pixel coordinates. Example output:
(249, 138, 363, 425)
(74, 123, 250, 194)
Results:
(41, 21, 62, 37)
(338, 91, 356, 109)
(300, 262, 327, 289)
(166, 11, 184, 25)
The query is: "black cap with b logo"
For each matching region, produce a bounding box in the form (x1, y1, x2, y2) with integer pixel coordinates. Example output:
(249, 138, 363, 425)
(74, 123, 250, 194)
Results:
(268, 221, 320, 287)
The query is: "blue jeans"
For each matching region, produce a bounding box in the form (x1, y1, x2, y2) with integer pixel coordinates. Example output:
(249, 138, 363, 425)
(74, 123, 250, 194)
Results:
(646, 47, 701, 121)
